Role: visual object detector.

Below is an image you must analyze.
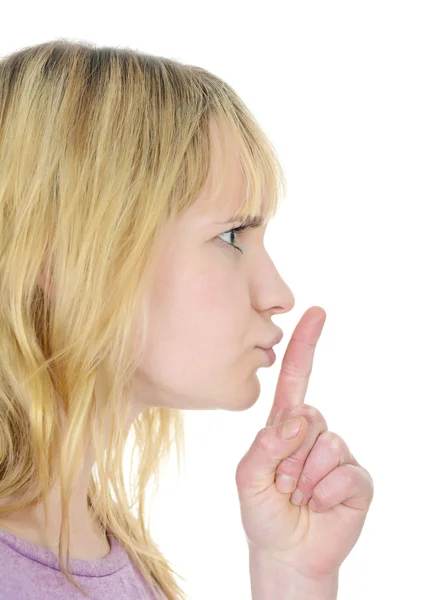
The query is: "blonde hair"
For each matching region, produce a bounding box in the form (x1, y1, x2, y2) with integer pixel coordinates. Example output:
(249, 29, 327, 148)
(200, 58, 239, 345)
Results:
(0, 38, 286, 599)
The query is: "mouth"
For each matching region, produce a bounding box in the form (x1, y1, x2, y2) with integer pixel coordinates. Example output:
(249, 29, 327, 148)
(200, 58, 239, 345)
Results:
(256, 346, 276, 365)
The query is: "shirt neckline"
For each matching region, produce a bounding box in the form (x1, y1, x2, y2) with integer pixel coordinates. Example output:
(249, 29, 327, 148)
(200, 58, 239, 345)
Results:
(0, 526, 129, 576)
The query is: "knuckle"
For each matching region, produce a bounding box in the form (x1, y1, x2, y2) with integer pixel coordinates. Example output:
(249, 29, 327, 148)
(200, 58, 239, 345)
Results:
(297, 404, 328, 430)
(320, 430, 347, 453)
(340, 464, 357, 487)
(365, 468, 375, 490)
(256, 427, 275, 453)
(281, 360, 310, 378)
(299, 468, 315, 487)
(278, 451, 302, 474)
(313, 484, 330, 504)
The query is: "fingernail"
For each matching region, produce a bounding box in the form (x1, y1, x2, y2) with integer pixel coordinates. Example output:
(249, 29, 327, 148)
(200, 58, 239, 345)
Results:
(276, 474, 297, 494)
(281, 417, 302, 440)
(291, 489, 304, 506)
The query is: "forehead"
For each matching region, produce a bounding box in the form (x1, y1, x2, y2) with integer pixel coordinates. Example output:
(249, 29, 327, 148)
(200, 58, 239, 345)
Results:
(198, 121, 242, 219)
(190, 118, 266, 225)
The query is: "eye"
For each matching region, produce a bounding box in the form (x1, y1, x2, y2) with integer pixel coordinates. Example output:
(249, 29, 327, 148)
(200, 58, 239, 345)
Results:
(217, 225, 248, 254)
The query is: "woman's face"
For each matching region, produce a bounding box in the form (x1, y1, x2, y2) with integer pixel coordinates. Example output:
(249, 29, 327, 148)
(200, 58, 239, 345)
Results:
(133, 124, 295, 413)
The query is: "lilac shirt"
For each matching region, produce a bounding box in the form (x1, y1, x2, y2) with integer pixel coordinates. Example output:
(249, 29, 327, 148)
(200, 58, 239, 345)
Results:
(0, 526, 165, 599)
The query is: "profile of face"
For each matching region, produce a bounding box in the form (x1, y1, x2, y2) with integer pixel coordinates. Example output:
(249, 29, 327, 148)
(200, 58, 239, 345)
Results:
(0, 121, 294, 538)
(132, 121, 295, 413)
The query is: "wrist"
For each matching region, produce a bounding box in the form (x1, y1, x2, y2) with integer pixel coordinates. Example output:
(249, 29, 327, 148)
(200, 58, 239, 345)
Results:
(249, 550, 339, 600)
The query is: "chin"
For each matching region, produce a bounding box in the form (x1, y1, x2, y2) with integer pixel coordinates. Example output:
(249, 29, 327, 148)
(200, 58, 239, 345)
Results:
(226, 376, 261, 411)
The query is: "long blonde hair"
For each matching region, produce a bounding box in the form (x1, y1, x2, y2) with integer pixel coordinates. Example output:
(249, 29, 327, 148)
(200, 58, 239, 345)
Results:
(0, 38, 286, 599)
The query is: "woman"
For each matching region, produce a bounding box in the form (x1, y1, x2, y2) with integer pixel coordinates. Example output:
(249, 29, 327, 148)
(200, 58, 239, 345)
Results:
(0, 39, 373, 600)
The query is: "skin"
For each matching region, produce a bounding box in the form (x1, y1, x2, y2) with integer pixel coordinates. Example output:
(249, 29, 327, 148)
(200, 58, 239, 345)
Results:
(0, 119, 295, 558)
(237, 308, 374, 597)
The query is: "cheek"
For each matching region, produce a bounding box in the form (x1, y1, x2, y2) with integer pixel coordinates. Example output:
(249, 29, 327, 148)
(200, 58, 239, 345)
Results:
(142, 258, 249, 376)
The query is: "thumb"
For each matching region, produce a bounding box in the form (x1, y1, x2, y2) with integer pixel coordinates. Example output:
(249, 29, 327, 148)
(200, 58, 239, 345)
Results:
(236, 416, 308, 496)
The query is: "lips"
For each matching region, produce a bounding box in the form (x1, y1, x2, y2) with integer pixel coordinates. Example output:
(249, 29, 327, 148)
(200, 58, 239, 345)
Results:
(259, 330, 283, 351)
(258, 346, 276, 365)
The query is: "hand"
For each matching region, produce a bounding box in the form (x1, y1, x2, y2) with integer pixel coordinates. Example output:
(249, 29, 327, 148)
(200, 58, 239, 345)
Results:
(235, 307, 374, 580)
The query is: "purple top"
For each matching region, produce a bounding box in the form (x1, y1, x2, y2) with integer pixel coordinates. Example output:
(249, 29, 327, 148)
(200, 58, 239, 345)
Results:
(0, 526, 165, 599)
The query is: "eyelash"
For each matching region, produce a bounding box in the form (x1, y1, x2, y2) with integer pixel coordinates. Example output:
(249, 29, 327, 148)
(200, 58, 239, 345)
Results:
(218, 225, 248, 254)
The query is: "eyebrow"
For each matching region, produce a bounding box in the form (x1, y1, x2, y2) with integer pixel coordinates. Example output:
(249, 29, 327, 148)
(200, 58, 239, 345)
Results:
(215, 216, 265, 228)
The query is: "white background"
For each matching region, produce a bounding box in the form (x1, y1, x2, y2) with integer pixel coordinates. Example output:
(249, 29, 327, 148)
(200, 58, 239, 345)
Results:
(1, 2, 427, 598)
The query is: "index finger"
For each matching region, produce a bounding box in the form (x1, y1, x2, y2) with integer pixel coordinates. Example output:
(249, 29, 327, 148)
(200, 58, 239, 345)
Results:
(266, 306, 327, 428)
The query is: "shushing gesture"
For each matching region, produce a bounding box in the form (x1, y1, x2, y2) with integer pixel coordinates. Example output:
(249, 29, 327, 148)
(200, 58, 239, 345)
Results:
(235, 307, 374, 585)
